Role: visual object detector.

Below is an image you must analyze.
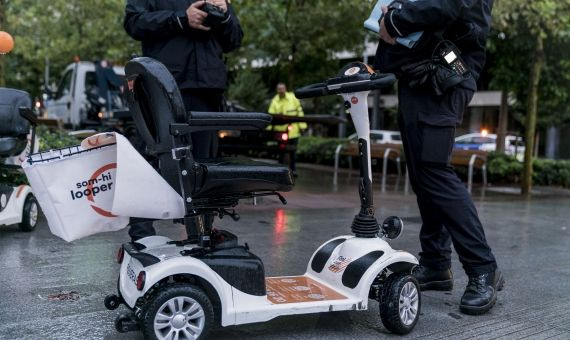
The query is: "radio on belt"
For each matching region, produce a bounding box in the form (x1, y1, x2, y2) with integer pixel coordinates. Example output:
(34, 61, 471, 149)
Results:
(440, 45, 469, 75)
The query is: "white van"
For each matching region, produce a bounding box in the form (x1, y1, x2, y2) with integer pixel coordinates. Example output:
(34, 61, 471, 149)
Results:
(45, 62, 126, 128)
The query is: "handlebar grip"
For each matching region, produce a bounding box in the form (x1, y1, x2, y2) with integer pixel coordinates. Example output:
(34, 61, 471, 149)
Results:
(370, 73, 397, 89)
(294, 83, 328, 99)
(338, 73, 397, 93)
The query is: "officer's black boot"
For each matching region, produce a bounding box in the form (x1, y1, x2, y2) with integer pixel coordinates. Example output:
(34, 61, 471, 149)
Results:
(460, 269, 505, 315)
(412, 265, 454, 291)
(128, 218, 156, 242)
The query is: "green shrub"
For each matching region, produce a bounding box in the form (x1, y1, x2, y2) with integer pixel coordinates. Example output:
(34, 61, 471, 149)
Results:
(532, 158, 570, 188)
(37, 126, 80, 151)
(297, 136, 348, 166)
(486, 152, 570, 188)
(487, 152, 524, 185)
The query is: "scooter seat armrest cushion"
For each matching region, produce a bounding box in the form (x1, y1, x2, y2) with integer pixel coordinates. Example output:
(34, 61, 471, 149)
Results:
(187, 111, 272, 131)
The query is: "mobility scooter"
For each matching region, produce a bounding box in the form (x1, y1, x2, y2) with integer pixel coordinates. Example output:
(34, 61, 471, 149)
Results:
(106, 58, 420, 339)
(0, 88, 39, 232)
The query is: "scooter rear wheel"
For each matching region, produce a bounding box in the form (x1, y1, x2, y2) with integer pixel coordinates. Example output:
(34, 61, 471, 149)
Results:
(379, 273, 421, 334)
(141, 284, 214, 340)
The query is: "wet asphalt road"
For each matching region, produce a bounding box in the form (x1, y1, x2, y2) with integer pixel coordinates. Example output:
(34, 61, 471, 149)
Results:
(1, 166, 569, 340)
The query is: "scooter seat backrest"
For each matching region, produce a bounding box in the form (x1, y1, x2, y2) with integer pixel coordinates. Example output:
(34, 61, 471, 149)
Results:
(124, 57, 187, 155)
(124, 57, 190, 195)
(0, 88, 31, 138)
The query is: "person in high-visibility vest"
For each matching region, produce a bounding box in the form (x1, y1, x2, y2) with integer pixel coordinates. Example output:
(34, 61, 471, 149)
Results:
(268, 83, 307, 175)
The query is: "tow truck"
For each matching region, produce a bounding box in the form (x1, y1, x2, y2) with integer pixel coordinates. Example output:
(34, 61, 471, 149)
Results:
(43, 60, 131, 130)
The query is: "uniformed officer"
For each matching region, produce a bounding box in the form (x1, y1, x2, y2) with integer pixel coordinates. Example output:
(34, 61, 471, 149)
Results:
(124, 0, 243, 241)
(268, 83, 307, 175)
(377, 0, 504, 315)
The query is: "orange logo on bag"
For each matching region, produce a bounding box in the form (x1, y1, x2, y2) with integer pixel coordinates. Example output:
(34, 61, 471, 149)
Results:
(351, 96, 358, 105)
(87, 163, 117, 217)
(70, 163, 117, 218)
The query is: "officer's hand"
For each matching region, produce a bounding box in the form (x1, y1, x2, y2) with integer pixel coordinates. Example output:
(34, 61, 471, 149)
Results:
(187, 1, 210, 31)
(379, 6, 396, 45)
(208, 0, 228, 13)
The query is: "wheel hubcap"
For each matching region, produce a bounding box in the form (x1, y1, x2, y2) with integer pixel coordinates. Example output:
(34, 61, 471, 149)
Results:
(154, 296, 205, 340)
(29, 202, 38, 227)
(399, 281, 419, 326)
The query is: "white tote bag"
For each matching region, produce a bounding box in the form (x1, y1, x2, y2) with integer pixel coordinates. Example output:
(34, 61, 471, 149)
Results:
(22, 133, 184, 242)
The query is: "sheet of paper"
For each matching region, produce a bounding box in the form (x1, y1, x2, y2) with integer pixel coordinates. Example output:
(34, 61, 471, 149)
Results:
(364, 0, 423, 49)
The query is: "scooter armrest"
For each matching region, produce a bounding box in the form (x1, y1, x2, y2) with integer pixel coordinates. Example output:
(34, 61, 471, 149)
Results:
(187, 111, 272, 131)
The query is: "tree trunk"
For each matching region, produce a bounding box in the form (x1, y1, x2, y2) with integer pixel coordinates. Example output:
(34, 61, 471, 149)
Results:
(287, 43, 297, 88)
(534, 131, 540, 158)
(495, 90, 509, 154)
(521, 35, 545, 196)
(287, 62, 295, 89)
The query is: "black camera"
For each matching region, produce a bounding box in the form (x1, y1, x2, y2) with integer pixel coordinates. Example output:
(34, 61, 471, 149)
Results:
(202, 2, 227, 28)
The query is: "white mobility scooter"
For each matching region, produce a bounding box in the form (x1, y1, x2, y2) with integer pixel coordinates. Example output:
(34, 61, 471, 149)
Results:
(106, 58, 420, 339)
(0, 88, 39, 232)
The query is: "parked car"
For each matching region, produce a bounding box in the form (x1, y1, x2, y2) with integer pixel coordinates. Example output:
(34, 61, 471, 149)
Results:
(455, 132, 525, 160)
(348, 130, 402, 144)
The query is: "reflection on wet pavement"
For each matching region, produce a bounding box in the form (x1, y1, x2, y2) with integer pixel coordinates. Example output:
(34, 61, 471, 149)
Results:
(0, 167, 569, 339)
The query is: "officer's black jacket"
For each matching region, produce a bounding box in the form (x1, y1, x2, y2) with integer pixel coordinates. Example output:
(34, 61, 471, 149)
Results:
(378, 0, 494, 90)
(124, 0, 243, 90)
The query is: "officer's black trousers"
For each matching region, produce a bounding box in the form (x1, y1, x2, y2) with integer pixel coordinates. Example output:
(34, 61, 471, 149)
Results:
(128, 89, 223, 241)
(398, 82, 497, 276)
(279, 138, 299, 172)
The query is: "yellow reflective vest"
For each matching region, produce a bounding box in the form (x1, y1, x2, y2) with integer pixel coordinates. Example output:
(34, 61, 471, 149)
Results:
(267, 92, 307, 139)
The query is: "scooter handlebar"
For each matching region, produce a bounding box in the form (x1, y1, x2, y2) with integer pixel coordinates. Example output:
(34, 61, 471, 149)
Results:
(340, 73, 397, 93)
(294, 73, 396, 99)
(294, 83, 329, 99)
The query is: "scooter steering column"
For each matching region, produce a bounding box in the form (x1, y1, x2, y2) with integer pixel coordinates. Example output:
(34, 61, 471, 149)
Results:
(342, 92, 380, 238)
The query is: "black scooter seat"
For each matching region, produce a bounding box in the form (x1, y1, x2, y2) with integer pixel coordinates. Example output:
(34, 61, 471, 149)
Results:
(193, 158, 294, 198)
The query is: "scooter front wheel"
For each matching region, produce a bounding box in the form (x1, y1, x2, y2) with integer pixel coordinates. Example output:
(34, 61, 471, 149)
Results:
(19, 194, 39, 232)
(141, 284, 214, 340)
(379, 273, 421, 334)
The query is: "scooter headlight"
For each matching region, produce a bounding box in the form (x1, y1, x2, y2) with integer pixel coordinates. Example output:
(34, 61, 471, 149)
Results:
(382, 216, 403, 240)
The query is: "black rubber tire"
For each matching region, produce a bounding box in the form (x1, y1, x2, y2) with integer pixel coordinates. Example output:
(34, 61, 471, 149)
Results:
(19, 195, 38, 232)
(379, 273, 421, 335)
(104, 295, 121, 310)
(115, 314, 132, 333)
(141, 284, 214, 340)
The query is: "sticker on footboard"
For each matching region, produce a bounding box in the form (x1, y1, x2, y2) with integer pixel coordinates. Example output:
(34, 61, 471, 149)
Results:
(266, 276, 346, 304)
